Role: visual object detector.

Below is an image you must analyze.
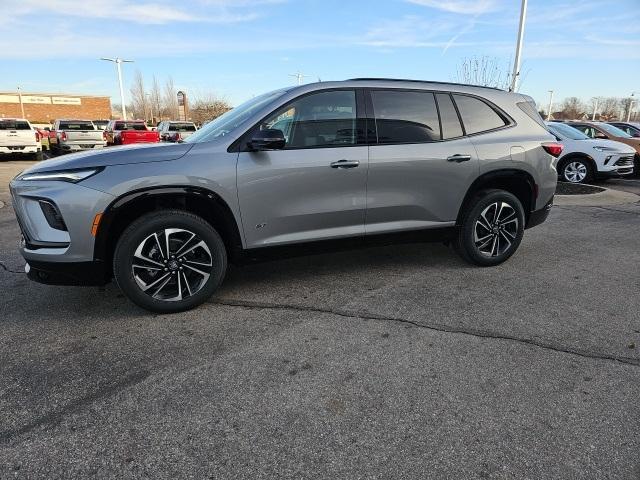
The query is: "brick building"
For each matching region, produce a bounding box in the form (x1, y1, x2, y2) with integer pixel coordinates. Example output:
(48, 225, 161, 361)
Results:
(0, 92, 111, 124)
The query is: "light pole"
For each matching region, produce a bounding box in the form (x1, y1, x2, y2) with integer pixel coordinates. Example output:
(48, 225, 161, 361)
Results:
(509, 0, 528, 92)
(288, 72, 307, 85)
(17, 86, 25, 118)
(100, 57, 134, 120)
(626, 92, 636, 122)
(591, 97, 599, 121)
(546, 90, 554, 121)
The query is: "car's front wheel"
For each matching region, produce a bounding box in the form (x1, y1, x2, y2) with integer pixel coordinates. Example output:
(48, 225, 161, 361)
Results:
(559, 157, 592, 184)
(454, 189, 525, 266)
(113, 210, 227, 313)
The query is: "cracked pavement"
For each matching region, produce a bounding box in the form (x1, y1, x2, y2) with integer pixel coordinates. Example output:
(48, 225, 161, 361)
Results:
(1, 160, 639, 479)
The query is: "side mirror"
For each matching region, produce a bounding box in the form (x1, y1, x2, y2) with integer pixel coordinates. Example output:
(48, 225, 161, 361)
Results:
(594, 131, 607, 139)
(249, 128, 285, 151)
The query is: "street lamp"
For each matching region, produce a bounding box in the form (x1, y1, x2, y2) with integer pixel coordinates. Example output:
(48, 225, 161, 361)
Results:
(100, 57, 134, 120)
(546, 90, 553, 121)
(288, 72, 307, 85)
(509, 0, 528, 92)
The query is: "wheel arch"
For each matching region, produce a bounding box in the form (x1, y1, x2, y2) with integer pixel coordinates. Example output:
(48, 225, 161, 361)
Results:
(456, 169, 536, 226)
(94, 186, 243, 277)
(556, 152, 597, 176)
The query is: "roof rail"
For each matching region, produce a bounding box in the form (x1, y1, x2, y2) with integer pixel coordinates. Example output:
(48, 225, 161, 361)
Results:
(347, 78, 504, 91)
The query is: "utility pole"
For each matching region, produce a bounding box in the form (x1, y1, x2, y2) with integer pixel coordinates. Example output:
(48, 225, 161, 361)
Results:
(591, 97, 599, 121)
(100, 57, 134, 120)
(288, 72, 307, 85)
(146, 92, 153, 125)
(17, 86, 25, 118)
(627, 92, 636, 122)
(546, 90, 554, 121)
(509, 0, 528, 92)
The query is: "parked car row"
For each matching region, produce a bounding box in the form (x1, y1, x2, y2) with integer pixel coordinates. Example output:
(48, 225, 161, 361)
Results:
(547, 120, 639, 183)
(0, 118, 199, 160)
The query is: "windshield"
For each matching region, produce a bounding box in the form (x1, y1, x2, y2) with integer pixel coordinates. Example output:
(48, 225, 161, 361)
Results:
(184, 89, 287, 143)
(547, 122, 589, 141)
(597, 123, 632, 138)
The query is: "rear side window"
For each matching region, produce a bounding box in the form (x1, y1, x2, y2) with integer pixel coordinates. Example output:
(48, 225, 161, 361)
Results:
(0, 120, 31, 130)
(371, 90, 440, 143)
(435, 93, 463, 139)
(453, 94, 507, 135)
(517, 101, 546, 129)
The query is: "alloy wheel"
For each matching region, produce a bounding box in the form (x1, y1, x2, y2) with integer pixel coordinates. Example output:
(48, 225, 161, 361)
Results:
(473, 202, 519, 257)
(131, 228, 214, 301)
(564, 161, 587, 183)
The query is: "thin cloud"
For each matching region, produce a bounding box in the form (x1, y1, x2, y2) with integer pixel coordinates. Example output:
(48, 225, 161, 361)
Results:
(406, 0, 498, 15)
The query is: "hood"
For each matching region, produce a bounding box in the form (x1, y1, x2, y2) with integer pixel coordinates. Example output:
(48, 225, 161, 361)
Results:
(24, 142, 194, 174)
(581, 138, 637, 153)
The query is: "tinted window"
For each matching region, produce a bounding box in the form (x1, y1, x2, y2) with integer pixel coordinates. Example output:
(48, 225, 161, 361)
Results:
(58, 121, 95, 130)
(115, 122, 147, 131)
(547, 122, 589, 140)
(0, 120, 31, 130)
(453, 94, 506, 135)
(372, 90, 440, 143)
(262, 90, 359, 148)
(168, 123, 197, 132)
(435, 93, 463, 139)
(570, 124, 597, 138)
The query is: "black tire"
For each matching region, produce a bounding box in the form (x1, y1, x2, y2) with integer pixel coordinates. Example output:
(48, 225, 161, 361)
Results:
(634, 154, 640, 178)
(35, 151, 43, 162)
(558, 157, 593, 184)
(453, 189, 525, 267)
(113, 210, 227, 313)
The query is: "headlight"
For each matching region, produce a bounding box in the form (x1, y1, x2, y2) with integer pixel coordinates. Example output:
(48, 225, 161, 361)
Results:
(18, 168, 102, 183)
(593, 146, 616, 152)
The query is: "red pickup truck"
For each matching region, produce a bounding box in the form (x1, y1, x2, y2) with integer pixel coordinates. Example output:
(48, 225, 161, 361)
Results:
(104, 120, 159, 146)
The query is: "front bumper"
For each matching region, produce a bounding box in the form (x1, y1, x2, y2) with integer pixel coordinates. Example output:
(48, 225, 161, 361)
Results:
(25, 260, 108, 286)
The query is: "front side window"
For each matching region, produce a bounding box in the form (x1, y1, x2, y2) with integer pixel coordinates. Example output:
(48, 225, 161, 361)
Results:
(372, 90, 440, 143)
(453, 94, 507, 135)
(571, 125, 597, 138)
(261, 90, 359, 149)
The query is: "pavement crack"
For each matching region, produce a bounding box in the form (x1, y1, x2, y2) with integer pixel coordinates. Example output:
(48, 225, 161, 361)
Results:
(212, 299, 640, 368)
(0, 261, 22, 274)
(0, 370, 150, 444)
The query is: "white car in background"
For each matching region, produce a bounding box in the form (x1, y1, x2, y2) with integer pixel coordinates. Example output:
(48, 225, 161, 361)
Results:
(0, 118, 42, 161)
(546, 121, 635, 183)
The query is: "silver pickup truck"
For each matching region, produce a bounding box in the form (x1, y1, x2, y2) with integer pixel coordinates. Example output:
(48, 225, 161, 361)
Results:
(49, 119, 106, 154)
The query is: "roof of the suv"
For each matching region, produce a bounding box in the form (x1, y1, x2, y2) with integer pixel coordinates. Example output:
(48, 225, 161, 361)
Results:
(347, 78, 505, 91)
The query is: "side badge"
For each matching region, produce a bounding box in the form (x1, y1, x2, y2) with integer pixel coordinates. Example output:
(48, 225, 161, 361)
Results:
(255, 223, 267, 229)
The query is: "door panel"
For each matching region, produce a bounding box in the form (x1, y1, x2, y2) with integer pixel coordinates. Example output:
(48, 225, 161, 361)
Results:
(237, 147, 368, 247)
(366, 138, 478, 233)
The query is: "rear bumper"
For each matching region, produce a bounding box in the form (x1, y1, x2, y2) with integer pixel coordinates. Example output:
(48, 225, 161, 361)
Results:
(0, 145, 40, 154)
(60, 143, 105, 152)
(526, 197, 553, 229)
(25, 260, 108, 286)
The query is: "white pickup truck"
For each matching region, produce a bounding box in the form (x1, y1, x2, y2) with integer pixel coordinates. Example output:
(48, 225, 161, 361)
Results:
(49, 119, 106, 155)
(0, 118, 42, 161)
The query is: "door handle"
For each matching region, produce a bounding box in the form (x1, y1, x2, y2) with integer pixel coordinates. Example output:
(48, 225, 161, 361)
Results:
(330, 159, 360, 169)
(446, 154, 472, 163)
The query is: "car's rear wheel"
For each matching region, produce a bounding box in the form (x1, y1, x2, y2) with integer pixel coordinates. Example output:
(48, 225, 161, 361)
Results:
(560, 157, 593, 184)
(454, 189, 525, 266)
(113, 210, 227, 313)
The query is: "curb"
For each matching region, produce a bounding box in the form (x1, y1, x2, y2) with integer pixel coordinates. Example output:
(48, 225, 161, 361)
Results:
(555, 184, 640, 206)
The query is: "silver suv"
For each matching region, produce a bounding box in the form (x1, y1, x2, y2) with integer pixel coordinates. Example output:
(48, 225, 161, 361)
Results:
(10, 79, 560, 313)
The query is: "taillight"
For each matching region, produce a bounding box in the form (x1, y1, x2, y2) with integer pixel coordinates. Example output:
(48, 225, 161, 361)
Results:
(103, 131, 107, 141)
(60, 131, 68, 141)
(173, 132, 181, 141)
(542, 142, 563, 157)
(35, 131, 40, 142)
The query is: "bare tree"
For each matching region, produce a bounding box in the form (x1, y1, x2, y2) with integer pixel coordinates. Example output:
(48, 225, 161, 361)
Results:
(559, 97, 586, 120)
(162, 77, 179, 120)
(188, 93, 232, 125)
(149, 76, 162, 124)
(599, 97, 621, 121)
(454, 56, 511, 89)
(129, 70, 147, 120)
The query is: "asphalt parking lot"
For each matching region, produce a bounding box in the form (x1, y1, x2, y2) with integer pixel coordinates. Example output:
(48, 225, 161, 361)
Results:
(1, 159, 639, 479)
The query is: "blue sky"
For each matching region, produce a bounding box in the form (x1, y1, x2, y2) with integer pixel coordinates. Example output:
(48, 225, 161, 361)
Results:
(1, 0, 639, 109)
